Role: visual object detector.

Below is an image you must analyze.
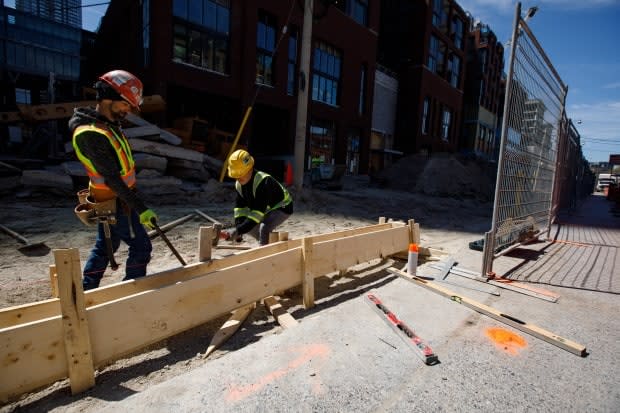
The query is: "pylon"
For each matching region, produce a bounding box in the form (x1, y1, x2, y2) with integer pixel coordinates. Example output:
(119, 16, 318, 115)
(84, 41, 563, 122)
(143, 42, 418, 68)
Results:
(406, 243, 418, 276)
(285, 161, 293, 186)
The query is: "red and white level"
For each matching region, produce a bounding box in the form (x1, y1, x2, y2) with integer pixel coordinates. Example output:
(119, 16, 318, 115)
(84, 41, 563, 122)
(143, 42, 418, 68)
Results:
(364, 293, 439, 365)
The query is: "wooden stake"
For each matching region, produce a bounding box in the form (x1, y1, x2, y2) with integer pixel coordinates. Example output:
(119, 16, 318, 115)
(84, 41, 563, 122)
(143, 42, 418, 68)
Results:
(54, 249, 95, 394)
(203, 303, 255, 358)
(387, 267, 586, 357)
(198, 226, 212, 262)
(264, 296, 298, 328)
(49, 265, 58, 298)
(302, 237, 315, 308)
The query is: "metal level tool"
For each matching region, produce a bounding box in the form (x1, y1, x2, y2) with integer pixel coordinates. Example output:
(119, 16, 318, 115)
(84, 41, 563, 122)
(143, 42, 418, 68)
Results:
(364, 293, 439, 365)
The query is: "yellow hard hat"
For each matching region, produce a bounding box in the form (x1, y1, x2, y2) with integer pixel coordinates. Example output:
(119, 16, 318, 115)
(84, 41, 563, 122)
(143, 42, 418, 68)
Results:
(227, 149, 254, 178)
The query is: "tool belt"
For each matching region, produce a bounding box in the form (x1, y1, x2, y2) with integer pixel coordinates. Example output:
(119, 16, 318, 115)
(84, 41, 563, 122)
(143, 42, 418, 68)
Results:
(74, 189, 117, 227)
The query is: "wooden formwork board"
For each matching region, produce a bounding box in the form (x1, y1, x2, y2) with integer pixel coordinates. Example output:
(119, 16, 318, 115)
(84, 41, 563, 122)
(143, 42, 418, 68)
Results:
(0, 223, 397, 329)
(0, 222, 409, 402)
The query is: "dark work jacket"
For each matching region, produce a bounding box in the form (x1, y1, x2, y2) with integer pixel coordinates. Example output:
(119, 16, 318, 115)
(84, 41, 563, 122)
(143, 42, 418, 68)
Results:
(68, 107, 147, 213)
(234, 170, 293, 235)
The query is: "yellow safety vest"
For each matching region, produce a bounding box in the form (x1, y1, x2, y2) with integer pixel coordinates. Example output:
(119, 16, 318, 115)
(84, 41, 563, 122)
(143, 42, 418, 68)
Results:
(234, 171, 292, 223)
(72, 123, 136, 202)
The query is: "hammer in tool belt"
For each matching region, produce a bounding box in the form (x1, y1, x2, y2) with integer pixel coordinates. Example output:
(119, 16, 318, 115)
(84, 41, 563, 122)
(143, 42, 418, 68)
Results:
(96, 215, 119, 270)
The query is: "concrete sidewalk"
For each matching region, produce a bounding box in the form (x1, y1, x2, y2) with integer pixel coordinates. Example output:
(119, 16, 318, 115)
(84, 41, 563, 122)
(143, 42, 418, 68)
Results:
(64, 195, 620, 412)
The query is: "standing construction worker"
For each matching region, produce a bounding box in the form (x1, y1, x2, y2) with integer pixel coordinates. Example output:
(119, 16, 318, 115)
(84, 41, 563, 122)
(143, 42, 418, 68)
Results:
(69, 69, 158, 290)
(221, 149, 293, 245)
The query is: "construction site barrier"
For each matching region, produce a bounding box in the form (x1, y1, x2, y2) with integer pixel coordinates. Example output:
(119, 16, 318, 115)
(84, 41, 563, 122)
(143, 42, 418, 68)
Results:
(0, 220, 418, 402)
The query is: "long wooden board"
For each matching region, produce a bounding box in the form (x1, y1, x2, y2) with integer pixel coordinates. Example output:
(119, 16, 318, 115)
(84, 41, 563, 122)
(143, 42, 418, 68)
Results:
(1, 223, 409, 402)
(0, 223, 398, 328)
(387, 267, 586, 357)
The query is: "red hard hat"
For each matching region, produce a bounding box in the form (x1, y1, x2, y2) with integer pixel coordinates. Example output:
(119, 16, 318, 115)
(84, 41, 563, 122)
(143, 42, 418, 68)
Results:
(98, 70, 143, 108)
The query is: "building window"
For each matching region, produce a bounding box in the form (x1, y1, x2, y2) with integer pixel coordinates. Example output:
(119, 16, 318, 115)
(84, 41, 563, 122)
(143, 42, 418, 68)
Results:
(441, 108, 452, 141)
(142, 0, 150, 66)
(172, 0, 230, 73)
(346, 129, 361, 175)
(448, 54, 460, 88)
(350, 0, 368, 26)
(358, 64, 366, 115)
(334, 0, 368, 26)
(310, 119, 336, 165)
(422, 97, 430, 135)
(312, 42, 341, 106)
(287, 28, 298, 95)
(432, 0, 444, 28)
(428, 35, 439, 73)
(15, 88, 31, 104)
(452, 17, 463, 50)
(257, 11, 277, 86)
(173, 0, 230, 33)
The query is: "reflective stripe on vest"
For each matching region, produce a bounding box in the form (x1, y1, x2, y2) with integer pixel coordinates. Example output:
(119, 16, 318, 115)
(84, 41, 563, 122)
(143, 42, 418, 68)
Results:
(234, 171, 292, 223)
(72, 123, 136, 193)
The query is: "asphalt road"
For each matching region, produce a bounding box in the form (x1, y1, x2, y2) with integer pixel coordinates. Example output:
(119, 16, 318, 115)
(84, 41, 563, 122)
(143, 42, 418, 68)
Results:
(84, 194, 619, 413)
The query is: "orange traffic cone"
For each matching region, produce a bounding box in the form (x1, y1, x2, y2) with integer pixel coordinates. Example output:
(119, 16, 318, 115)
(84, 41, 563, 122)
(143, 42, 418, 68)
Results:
(285, 161, 293, 186)
(406, 243, 418, 276)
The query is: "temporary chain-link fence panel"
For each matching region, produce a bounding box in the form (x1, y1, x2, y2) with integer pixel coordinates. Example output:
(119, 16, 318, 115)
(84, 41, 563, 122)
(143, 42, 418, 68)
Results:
(482, 3, 568, 276)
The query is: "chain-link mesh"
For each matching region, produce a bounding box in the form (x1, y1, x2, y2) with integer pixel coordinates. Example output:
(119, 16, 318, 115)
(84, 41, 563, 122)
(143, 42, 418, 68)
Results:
(483, 4, 567, 275)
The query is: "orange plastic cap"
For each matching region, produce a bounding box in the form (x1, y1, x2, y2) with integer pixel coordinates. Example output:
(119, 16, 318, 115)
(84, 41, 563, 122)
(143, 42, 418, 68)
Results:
(409, 243, 418, 252)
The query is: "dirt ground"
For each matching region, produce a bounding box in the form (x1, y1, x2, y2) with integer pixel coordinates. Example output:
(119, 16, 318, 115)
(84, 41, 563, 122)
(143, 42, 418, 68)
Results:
(0, 155, 495, 411)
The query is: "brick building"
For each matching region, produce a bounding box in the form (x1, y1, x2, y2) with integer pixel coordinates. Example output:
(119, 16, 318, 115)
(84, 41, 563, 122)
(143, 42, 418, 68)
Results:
(378, 0, 468, 155)
(461, 20, 505, 159)
(90, 0, 380, 176)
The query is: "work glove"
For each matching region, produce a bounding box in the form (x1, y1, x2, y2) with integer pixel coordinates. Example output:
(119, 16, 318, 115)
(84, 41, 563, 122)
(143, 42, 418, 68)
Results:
(139, 209, 158, 230)
(220, 229, 242, 243)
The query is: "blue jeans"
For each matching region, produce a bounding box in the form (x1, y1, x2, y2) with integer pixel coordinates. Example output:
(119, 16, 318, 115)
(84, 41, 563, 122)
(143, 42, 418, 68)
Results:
(247, 209, 291, 245)
(82, 208, 152, 290)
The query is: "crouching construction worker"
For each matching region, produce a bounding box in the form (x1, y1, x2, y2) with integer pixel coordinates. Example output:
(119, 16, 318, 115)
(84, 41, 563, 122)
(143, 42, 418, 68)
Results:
(221, 149, 293, 246)
(69, 69, 158, 290)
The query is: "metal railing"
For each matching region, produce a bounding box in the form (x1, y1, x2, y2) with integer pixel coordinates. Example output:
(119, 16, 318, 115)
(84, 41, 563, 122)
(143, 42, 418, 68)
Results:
(482, 2, 568, 276)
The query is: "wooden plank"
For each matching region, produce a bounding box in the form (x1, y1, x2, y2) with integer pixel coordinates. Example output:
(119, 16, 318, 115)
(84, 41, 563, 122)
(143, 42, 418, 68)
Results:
(0, 316, 66, 403)
(203, 303, 255, 358)
(435, 265, 559, 303)
(264, 296, 298, 328)
(55, 249, 95, 394)
(312, 226, 410, 275)
(302, 237, 315, 308)
(0, 222, 406, 401)
(0, 222, 395, 328)
(87, 248, 303, 366)
(387, 267, 586, 357)
(198, 226, 212, 262)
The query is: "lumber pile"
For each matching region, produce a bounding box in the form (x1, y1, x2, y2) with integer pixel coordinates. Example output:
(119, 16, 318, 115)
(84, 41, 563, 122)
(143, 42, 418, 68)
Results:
(0, 96, 232, 196)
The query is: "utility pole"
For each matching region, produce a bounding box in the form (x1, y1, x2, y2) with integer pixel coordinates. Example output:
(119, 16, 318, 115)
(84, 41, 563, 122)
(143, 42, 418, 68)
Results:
(293, 0, 313, 190)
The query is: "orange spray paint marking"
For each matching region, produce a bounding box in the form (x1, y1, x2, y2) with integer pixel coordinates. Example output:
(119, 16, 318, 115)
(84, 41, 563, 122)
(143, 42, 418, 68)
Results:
(226, 343, 330, 402)
(485, 327, 528, 355)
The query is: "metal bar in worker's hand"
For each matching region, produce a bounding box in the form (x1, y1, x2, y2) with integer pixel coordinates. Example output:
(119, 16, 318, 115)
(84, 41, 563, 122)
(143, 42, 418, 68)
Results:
(152, 221, 186, 266)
